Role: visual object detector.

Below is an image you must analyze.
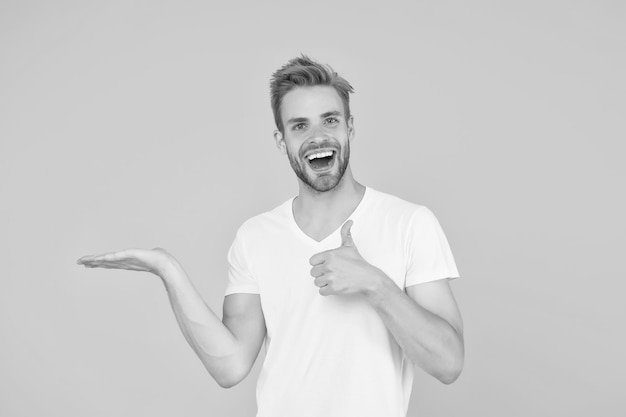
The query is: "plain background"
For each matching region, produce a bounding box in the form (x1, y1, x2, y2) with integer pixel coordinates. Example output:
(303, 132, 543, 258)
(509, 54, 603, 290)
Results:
(1, 1, 624, 416)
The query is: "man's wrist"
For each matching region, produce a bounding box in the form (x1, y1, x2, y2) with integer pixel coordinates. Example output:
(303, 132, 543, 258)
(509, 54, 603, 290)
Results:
(363, 269, 398, 307)
(156, 258, 185, 284)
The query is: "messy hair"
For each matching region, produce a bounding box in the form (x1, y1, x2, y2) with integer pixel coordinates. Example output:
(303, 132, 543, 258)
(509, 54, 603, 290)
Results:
(270, 55, 354, 133)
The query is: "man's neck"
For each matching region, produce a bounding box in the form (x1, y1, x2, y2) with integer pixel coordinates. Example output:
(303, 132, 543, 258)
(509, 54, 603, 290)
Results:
(292, 170, 366, 241)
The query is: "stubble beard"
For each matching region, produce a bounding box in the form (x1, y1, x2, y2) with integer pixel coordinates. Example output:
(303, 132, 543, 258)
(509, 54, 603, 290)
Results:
(287, 142, 350, 193)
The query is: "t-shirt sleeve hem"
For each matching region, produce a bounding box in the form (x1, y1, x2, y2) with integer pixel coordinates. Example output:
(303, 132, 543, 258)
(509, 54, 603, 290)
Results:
(224, 285, 261, 296)
(405, 270, 460, 287)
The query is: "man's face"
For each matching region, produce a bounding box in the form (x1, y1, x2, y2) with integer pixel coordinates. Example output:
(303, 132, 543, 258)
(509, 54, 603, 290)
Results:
(275, 85, 354, 193)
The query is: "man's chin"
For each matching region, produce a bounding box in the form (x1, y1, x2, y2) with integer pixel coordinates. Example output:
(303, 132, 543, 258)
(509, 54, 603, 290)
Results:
(306, 173, 342, 193)
(290, 159, 347, 193)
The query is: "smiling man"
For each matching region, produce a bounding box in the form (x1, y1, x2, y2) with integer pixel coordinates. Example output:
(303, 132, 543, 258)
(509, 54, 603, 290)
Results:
(278, 87, 351, 193)
(78, 55, 464, 417)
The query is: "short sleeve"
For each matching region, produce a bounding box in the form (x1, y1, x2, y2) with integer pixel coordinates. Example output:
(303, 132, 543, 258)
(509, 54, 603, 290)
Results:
(405, 207, 460, 287)
(225, 229, 260, 296)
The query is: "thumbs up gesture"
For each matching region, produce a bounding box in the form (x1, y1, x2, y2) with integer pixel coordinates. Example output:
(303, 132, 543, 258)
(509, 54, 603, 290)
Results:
(309, 220, 385, 297)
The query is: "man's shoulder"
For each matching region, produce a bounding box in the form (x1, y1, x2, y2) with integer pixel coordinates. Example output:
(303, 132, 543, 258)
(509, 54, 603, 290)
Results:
(235, 197, 293, 238)
(366, 187, 430, 218)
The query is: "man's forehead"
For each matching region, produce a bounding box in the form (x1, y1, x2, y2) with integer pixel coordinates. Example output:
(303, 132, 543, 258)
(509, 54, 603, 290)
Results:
(281, 86, 345, 119)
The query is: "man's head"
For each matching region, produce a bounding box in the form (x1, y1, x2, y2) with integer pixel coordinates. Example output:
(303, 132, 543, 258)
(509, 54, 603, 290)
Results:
(270, 55, 354, 135)
(270, 56, 356, 193)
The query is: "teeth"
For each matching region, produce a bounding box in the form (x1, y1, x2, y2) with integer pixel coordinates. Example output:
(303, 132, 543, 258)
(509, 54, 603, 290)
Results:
(307, 151, 334, 161)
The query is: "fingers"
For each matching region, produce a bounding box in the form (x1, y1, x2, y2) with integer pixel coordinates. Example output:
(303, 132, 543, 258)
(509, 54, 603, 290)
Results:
(340, 220, 354, 247)
(311, 259, 330, 293)
(318, 284, 332, 296)
(83, 262, 115, 269)
(77, 256, 100, 266)
(78, 256, 111, 268)
(309, 251, 329, 266)
(78, 258, 135, 271)
(314, 276, 333, 296)
(76, 250, 132, 268)
(77, 253, 103, 264)
(310, 264, 327, 278)
(79, 248, 136, 262)
(76, 248, 154, 273)
(77, 253, 113, 265)
(313, 276, 329, 288)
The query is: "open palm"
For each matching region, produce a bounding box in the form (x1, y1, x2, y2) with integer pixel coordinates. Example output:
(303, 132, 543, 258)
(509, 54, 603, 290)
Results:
(77, 248, 174, 276)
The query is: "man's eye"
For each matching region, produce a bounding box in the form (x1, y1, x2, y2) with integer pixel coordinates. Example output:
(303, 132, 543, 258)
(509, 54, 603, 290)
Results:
(293, 123, 307, 131)
(325, 118, 339, 125)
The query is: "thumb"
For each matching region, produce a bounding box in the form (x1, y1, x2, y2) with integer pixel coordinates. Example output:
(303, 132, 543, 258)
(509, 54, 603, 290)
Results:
(340, 220, 355, 247)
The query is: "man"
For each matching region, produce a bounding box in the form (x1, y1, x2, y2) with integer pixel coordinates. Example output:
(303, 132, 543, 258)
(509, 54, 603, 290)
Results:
(77, 55, 464, 417)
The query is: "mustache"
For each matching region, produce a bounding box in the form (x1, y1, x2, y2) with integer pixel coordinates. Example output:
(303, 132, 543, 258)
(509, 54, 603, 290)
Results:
(299, 140, 340, 158)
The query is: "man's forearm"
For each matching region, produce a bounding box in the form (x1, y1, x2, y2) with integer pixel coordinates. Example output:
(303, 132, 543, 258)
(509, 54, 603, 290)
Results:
(157, 261, 242, 387)
(365, 276, 464, 384)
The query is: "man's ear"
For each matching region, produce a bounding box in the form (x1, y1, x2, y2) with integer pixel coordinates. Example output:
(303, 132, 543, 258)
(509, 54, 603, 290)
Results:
(274, 130, 286, 154)
(347, 115, 355, 142)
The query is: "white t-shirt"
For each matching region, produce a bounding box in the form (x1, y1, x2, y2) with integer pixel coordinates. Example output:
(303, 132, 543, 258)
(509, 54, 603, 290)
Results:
(225, 187, 459, 417)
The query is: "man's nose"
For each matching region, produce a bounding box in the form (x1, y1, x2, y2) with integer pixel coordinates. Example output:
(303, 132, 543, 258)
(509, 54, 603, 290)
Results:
(307, 125, 328, 144)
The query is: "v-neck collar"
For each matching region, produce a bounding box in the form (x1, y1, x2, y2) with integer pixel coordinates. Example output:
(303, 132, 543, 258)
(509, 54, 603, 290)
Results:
(287, 186, 370, 245)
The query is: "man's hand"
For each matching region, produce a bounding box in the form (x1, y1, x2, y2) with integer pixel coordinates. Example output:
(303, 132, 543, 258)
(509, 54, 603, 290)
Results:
(77, 247, 265, 387)
(309, 221, 385, 297)
(76, 247, 178, 279)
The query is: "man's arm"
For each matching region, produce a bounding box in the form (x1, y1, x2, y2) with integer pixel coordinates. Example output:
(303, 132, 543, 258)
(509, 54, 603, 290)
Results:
(367, 278, 464, 384)
(309, 221, 464, 384)
(161, 260, 266, 388)
(78, 248, 266, 388)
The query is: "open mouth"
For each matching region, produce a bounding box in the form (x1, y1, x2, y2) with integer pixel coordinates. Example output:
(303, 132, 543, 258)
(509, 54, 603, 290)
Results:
(306, 150, 336, 172)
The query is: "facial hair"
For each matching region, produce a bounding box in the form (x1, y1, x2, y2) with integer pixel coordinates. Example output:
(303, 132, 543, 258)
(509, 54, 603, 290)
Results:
(287, 140, 350, 193)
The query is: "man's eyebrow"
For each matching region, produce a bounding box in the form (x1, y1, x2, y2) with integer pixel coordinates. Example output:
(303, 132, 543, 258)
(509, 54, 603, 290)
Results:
(286, 111, 342, 125)
(286, 117, 309, 125)
(321, 111, 342, 118)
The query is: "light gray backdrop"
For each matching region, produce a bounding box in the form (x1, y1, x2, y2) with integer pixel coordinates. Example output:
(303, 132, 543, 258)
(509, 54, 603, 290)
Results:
(1, 1, 624, 416)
